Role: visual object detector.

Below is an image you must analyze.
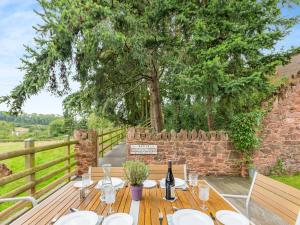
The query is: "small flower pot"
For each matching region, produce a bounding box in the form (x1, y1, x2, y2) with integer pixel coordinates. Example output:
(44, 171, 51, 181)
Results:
(130, 184, 143, 201)
(248, 168, 256, 180)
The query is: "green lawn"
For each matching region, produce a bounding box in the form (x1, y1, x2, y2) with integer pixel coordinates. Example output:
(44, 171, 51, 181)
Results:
(0, 141, 76, 211)
(271, 174, 300, 189)
(0, 131, 122, 213)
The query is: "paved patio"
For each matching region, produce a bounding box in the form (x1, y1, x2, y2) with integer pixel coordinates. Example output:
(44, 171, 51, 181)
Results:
(98, 142, 126, 167)
(99, 143, 288, 225)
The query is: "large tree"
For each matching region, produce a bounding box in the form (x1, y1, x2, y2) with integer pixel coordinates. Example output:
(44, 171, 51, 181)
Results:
(1, 0, 189, 132)
(1, 0, 299, 132)
(180, 0, 299, 130)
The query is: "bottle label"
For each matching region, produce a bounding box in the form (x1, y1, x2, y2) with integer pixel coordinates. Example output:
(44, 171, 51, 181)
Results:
(171, 186, 175, 198)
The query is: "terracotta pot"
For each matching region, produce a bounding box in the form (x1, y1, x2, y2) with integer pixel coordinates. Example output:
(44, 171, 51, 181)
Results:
(241, 164, 248, 177)
(130, 184, 143, 201)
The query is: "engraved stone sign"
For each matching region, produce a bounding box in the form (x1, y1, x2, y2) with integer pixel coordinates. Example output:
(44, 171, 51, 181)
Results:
(130, 145, 157, 155)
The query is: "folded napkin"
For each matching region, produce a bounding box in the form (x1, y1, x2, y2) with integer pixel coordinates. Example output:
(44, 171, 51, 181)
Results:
(167, 214, 174, 225)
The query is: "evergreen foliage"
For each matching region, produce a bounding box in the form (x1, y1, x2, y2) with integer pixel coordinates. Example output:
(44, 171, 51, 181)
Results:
(1, 0, 299, 133)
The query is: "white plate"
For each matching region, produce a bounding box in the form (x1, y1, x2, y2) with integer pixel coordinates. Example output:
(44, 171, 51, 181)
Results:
(73, 180, 93, 188)
(216, 210, 249, 225)
(160, 178, 186, 188)
(54, 211, 99, 225)
(172, 209, 214, 225)
(97, 177, 123, 188)
(102, 213, 133, 225)
(143, 180, 157, 188)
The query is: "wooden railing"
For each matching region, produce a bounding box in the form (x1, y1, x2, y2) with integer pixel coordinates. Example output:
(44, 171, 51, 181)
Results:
(140, 119, 151, 128)
(0, 136, 78, 221)
(98, 127, 126, 157)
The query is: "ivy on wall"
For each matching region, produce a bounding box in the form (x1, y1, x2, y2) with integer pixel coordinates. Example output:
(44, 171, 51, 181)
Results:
(229, 111, 264, 157)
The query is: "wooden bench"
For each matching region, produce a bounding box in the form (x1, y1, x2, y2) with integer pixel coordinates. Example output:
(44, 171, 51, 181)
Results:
(90, 164, 187, 181)
(222, 172, 300, 225)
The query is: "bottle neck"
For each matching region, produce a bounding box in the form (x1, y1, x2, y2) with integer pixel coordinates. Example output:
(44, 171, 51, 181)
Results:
(168, 161, 172, 169)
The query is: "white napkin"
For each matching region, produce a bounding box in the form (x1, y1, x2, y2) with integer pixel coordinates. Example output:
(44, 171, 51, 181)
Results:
(167, 214, 174, 225)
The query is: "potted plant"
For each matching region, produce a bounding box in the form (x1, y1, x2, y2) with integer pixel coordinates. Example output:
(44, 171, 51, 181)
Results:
(237, 154, 256, 178)
(247, 162, 256, 180)
(123, 161, 149, 201)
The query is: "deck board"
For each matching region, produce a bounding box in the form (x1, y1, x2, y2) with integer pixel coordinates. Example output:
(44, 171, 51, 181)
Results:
(205, 176, 290, 225)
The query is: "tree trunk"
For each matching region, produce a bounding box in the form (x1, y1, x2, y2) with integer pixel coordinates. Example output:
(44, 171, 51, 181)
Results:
(148, 68, 163, 132)
(207, 95, 214, 131)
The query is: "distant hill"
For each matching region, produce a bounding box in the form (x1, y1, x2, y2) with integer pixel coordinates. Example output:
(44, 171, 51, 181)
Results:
(0, 111, 61, 127)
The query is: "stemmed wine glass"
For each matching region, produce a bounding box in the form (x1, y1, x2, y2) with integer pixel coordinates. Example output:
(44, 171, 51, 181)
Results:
(189, 173, 198, 194)
(103, 184, 115, 215)
(199, 184, 209, 210)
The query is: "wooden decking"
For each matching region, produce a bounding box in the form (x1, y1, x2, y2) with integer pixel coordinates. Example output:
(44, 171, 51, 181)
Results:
(205, 176, 289, 225)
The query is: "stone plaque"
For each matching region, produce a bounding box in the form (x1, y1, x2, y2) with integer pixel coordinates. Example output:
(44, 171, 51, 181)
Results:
(130, 145, 157, 155)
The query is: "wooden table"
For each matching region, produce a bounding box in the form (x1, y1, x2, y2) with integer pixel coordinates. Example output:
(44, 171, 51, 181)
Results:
(11, 181, 239, 225)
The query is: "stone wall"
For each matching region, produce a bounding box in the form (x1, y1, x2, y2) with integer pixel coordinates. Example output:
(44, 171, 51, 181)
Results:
(74, 130, 98, 175)
(126, 128, 242, 176)
(253, 77, 300, 174)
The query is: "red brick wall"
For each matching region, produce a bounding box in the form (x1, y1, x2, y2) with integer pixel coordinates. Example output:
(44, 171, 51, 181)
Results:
(74, 130, 98, 175)
(126, 78, 300, 176)
(126, 128, 242, 176)
(253, 78, 300, 174)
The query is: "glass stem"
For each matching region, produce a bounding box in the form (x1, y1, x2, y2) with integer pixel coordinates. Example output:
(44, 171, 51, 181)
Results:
(202, 200, 205, 209)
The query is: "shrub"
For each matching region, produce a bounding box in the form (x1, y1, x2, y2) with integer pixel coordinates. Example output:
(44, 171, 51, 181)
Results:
(229, 111, 263, 156)
(123, 161, 149, 186)
(270, 158, 286, 176)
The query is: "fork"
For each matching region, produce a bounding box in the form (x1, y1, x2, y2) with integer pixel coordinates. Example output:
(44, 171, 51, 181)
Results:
(209, 212, 220, 225)
(49, 215, 59, 224)
(159, 211, 163, 225)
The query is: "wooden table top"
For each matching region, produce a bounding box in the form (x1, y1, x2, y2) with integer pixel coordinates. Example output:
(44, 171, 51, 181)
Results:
(11, 180, 238, 225)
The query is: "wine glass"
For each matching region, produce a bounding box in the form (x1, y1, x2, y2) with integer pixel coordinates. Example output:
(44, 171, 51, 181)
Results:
(189, 173, 198, 194)
(104, 184, 115, 215)
(199, 184, 209, 210)
(82, 173, 90, 195)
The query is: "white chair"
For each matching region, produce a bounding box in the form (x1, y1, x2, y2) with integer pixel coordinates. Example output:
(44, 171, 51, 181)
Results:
(222, 172, 300, 225)
(0, 196, 37, 207)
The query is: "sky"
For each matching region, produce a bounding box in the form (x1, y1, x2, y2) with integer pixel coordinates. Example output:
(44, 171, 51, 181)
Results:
(0, 1, 300, 115)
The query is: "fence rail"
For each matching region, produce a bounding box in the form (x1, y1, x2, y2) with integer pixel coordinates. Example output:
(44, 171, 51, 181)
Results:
(98, 127, 126, 157)
(0, 136, 78, 222)
(0, 127, 127, 223)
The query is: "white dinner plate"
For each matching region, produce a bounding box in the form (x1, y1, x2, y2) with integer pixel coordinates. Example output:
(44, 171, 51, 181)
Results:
(54, 211, 99, 225)
(97, 177, 123, 188)
(160, 178, 186, 188)
(143, 180, 157, 188)
(73, 180, 93, 188)
(216, 210, 249, 225)
(172, 209, 214, 225)
(102, 213, 133, 225)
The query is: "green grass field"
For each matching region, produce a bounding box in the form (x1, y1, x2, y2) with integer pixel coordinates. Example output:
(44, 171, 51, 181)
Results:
(0, 141, 76, 211)
(272, 174, 300, 189)
(0, 131, 122, 213)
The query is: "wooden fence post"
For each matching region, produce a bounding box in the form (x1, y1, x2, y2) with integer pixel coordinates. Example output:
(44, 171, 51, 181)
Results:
(110, 130, 112, 151)
(24, 138, 35, 195)
(64, 135, 71, 181)
(101, 130, 104, 157)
